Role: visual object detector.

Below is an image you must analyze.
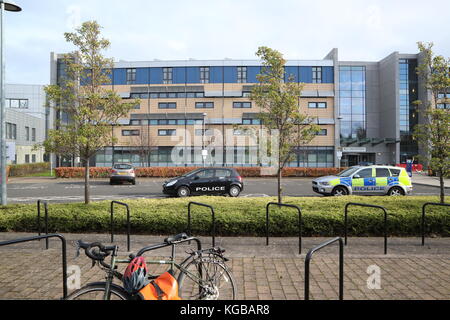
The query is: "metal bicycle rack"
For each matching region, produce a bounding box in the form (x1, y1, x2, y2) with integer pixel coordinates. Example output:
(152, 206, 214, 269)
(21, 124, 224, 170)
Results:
(110, 201, 131, 251)
(187, 202, 216, 247)
(266, 202, 303, 254)
(37, 200, 49, 250)
(344, 202, 388, 255)
(0, 234, 68, 299)
(421, 202, 450, 246)
(304, 237, 344, 301)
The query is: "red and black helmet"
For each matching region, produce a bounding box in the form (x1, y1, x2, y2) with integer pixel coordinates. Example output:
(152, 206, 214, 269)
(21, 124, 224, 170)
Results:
(123, 256, 149, 294)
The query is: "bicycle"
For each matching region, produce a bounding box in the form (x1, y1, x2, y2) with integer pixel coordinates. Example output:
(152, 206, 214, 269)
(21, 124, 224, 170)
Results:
(65, 233, 236, 300)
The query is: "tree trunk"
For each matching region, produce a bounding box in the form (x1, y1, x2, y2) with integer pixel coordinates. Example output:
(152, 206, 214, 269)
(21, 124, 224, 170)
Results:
(84, 159, 90, 205)
(439, 169, 445, 204)
(277, 167, 282, 204)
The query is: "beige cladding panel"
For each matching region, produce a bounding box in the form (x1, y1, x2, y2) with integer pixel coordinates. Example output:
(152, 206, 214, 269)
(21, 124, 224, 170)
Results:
(310, 125, 335, 146)
(300, 97, 335, 118)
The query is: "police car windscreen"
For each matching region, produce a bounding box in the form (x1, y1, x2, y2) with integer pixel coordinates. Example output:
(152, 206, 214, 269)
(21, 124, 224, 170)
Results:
(337, 167, 360, 177)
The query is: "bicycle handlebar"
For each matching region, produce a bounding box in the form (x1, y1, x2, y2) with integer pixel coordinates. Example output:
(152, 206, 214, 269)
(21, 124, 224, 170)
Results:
(76, 240, 117, 261)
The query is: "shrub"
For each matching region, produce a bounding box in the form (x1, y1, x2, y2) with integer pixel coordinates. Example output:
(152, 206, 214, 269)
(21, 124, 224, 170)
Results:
(55, 166, 347, 178)
(0, 196, 447, 237)
(8, 163, 50, 177)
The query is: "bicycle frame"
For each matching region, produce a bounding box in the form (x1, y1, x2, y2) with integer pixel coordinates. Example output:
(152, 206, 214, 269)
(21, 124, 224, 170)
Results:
(89, 236, 222, 300)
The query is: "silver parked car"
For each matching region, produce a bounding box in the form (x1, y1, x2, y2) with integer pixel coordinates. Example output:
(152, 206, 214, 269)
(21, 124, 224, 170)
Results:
(110, 163, 136, 185)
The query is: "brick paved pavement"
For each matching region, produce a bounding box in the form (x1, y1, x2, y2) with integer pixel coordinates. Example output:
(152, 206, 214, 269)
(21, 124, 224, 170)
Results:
(0, 233, 448, 300)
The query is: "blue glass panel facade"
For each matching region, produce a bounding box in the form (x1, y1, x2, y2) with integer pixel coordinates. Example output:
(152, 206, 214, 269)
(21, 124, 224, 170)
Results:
(135, 68, 150, 84)
(210, 66, 223, 83)
(186, 67, 200, 83)
(109, 64, 334, 85)
(285, 66, 299, 82)
(339, 66, 366, 139)
(149, 67, 163, 84)
(113, 68, 127, 85)
(299, 67, 312, 83)
(224, 67, 237, 83)
(247, 66, 261, 83)
(399, 59, 418, 162)
(322, 67, 334, 83)
(172, 67, 186, 84)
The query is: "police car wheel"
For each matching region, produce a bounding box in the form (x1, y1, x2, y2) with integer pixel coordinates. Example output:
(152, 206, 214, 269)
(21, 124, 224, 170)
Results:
(332, 186, 348, 196)
(177, 186, 190, 198)
(388, 187, 404, 196)
(229, 186, 241, 197)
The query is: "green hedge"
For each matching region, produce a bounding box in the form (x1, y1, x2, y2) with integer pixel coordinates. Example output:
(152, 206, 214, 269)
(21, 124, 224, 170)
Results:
(0, 196, 448, 237)
(8, 162, 50, 177)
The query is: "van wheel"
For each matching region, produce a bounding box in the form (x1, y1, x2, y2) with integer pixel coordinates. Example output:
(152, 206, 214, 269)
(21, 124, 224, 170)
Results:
(388, 187, 405, 196)
(229, 186, 241, 197)
(177, 186, 190, 198)
(332, 186, 348, 196)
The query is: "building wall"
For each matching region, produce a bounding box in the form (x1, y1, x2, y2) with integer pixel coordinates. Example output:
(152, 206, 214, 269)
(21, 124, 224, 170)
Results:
(51, 49, 429, 169)
(5, 84, 47, 120)
(5, 108, 46, 164)
(77, 60, 337, 168)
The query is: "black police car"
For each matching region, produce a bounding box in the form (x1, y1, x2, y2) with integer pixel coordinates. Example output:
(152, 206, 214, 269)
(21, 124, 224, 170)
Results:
(163, 168, 244, 198)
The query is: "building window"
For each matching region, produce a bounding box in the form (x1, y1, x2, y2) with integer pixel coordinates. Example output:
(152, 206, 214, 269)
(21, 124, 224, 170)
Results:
(233, 129, 251, 136)
(158, 102, 177, 109)
(195, 102, 214, 109)
(312, 67, 322, 84)
(126, 68, 136, 84)
(130, 120, 141, 125)
(122, 130, 140, 136)
(237, 67, 247, 83)
(6, 123, 16, 140)
(32, 128, 36, 142)
(339, 66, 367, 139)
(25, 126, 30, 141)
(200, 67, 210, 84)
(25, 154, 30, 163)
(158, 129, 176, 136)
(32, 154, 36, 163)
(195, 129, 213, 136)
(7, 99, 29, 109)
(242, 118, 261, 125)
(316, 129, 328, 136)
(308, 102, 327, 109)
(163, 68, 173, 84)
(233, 102, 252, 109)
(437, 103, 449, 109)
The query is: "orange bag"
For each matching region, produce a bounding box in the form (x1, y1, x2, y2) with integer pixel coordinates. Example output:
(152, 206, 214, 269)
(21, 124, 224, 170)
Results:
(138, 272, 182, 300)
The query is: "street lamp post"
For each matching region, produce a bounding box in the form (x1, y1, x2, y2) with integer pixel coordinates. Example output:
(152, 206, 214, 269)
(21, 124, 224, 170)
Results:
(0, 1, 21, 205)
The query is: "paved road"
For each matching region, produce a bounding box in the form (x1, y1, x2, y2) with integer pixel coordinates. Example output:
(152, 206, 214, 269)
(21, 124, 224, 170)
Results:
(6, 177, 447, 204)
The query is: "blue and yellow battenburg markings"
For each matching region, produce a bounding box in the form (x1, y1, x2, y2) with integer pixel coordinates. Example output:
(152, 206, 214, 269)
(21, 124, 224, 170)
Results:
(329, 169, 412, 188)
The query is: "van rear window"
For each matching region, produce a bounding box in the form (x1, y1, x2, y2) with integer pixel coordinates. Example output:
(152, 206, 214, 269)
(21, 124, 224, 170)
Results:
(390, 169, 401, 177)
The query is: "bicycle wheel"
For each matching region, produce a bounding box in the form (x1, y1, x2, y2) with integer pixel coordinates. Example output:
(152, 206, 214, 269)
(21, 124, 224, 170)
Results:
(65, 283, 132, 300)
(177, 257, 236, 300)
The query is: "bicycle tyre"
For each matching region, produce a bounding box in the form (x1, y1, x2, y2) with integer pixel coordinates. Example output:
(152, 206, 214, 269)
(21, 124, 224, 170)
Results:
(65, 283, 133, 300)
(177, 257, 236, 300)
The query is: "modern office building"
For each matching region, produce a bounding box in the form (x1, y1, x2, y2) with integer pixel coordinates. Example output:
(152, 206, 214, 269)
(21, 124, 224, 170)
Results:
(50, 48, 440, 168)
(4, 84, 48, 165)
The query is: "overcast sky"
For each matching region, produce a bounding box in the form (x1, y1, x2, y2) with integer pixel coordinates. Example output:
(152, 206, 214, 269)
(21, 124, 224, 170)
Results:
(4, 0, 449, 85)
